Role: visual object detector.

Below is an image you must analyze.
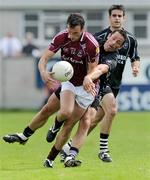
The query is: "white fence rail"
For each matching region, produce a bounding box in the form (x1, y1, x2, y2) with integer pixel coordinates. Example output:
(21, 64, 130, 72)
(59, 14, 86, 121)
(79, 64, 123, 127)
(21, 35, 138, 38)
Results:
(0, 57, 46, 109)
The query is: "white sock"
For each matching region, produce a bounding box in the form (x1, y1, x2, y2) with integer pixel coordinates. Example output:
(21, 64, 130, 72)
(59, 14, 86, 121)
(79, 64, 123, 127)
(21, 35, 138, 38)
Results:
(17, 133, 28, 140)
(62, 141, 71, 155)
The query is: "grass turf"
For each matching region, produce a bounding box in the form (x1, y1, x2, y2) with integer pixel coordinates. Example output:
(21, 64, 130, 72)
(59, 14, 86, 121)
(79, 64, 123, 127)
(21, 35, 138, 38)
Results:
(0, 111, 150, 180)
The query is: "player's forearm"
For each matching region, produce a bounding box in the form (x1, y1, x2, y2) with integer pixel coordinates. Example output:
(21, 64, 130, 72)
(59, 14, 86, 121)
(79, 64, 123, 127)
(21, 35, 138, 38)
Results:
(88, 64, 109, 80)
(38, 56, 48, 73)
(38, 49, 54, 73)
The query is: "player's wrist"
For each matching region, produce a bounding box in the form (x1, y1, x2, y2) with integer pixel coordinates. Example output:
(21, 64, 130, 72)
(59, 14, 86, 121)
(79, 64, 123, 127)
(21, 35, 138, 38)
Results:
(84, 74, 92, 81)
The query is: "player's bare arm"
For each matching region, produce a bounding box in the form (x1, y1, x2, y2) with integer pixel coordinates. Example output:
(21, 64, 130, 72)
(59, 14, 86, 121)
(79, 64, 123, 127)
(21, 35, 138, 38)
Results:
(89, 64, 109, 80)
(83, 63, 109, 93)
(38, 49, 57, 88)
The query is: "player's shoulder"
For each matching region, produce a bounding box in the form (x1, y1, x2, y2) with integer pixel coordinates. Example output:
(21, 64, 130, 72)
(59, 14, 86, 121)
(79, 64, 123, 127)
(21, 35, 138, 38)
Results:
(84, 31, 99, 47)
(94, 27, 110, 39)
(124, 29, 137, 42)
(94, 27, 110, 45)
(53, 29, 68, 41)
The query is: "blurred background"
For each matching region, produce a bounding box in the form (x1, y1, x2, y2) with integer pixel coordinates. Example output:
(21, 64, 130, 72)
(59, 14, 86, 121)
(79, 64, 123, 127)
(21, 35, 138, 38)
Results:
(0, 0, 150, 111)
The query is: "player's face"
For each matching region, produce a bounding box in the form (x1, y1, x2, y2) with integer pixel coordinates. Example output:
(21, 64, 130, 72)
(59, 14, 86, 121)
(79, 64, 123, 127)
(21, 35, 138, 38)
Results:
(109, 10, 124, 29)
(67, 25, 83, 42)
(104, 31, 124, 52)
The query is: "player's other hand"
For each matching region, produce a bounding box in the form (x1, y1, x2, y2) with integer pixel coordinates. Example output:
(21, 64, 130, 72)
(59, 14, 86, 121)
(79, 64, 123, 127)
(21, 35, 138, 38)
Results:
(132, 61, 140, 77)
(41, 71, 58, 89)
(83, 75, 96, 96)
(132, 66, 140, 77)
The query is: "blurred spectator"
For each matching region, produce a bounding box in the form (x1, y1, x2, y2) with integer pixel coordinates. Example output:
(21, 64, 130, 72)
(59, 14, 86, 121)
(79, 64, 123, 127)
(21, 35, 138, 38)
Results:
(22, 32, 42, 88)
(22, 32, 39, 57)
(0, 32, 22, 58)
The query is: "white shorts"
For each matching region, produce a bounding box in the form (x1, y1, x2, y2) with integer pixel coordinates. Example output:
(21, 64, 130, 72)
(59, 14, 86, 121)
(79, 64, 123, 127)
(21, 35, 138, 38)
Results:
(61, 81, 94, 109)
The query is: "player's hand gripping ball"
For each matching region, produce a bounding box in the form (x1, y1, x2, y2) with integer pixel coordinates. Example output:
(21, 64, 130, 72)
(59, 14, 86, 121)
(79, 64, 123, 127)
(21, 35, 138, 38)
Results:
(51, 61, 74, 82)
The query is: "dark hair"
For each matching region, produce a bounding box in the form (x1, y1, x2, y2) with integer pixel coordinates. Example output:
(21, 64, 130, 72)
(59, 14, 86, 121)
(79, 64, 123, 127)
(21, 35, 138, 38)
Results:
(67, 13, 85, 29)
(112, 29, 127, 45)
(108, 5, 125, 16)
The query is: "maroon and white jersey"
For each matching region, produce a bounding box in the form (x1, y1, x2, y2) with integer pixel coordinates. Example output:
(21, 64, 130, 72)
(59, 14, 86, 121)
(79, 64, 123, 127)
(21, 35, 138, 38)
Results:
(49, 29, 99, 86)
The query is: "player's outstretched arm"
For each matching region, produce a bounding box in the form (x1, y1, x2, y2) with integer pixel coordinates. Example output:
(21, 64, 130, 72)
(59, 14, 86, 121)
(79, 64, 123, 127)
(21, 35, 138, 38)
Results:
(88, 64, 109, 81)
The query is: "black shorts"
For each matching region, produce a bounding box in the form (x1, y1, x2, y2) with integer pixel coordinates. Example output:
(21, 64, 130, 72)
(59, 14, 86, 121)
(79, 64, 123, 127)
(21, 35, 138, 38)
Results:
(91, 86, 119, 110)
(111, 88, 119, 98)
(100, 85, 112, 97)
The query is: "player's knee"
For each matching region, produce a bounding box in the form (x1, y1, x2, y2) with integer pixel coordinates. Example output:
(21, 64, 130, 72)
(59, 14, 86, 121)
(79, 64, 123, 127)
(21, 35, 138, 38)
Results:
(107, 105, 117, 118)
(81, 117, 91, 130)
(59, 110, 72, 120)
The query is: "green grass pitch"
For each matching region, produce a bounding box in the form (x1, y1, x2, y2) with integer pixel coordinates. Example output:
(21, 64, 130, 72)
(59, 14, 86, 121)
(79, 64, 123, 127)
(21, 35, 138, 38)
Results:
(0, 111, 150, 180)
